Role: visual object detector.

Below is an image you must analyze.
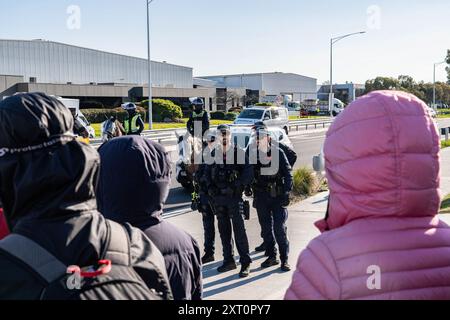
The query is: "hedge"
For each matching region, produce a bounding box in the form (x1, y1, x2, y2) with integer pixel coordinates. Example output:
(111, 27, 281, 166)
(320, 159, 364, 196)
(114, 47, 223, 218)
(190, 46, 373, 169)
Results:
(141, 99, 183, 122)
(82, 107, 146, 124)
(224, 112, 239, 121)
(211, 111, 226, 120)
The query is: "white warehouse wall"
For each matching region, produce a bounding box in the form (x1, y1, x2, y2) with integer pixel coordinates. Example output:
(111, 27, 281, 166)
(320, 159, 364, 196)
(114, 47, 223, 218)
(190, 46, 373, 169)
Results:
(0, 39, 193, 88)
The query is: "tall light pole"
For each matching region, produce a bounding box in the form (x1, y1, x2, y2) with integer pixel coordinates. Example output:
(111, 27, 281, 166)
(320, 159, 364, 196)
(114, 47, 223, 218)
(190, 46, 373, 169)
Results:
(329, 31, 366, 115)
(433, 61, 446, 110)
(147, 0, 154, 130)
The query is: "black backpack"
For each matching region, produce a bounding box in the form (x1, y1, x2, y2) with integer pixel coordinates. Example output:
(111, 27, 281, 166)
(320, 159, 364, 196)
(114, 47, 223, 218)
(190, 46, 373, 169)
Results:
(0, 221, 171, 300)
(279, 142, 298, 168)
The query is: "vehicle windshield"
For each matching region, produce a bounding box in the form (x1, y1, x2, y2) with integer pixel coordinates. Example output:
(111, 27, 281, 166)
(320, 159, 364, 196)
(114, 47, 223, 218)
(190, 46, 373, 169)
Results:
(238, 109, 264, 119)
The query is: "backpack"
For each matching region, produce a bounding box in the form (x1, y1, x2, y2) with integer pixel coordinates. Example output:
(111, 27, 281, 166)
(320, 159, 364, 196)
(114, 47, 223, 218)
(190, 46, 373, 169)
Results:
(279, 142, 298, 167)
(0, 221, 170, 300)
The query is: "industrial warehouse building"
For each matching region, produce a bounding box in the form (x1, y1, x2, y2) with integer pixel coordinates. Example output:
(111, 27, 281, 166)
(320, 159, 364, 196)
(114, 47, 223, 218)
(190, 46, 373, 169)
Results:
(197, 72, 317, 109)
(0, 39, 216, 111)
(1, 39, 318, 113)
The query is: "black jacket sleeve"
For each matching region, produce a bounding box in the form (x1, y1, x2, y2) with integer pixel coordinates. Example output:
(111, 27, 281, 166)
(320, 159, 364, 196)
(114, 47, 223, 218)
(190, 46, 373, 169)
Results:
(137, 116, 145, 135)
(125, 223, 173, 300)
(202, 112, 210, 134)
(237, 148, 254, 188)
(187, 115, 194, 135)
(279, 149, 294, 194)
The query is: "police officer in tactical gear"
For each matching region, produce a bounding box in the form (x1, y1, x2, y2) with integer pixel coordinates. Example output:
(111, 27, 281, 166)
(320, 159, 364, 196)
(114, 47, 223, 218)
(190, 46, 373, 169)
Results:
(122, 103, 145, 136)
(187, 97, 210, 138)
(251, 122, 297, 255)
(203, 124, 253, 278)
(193, 131, 217, 264)
(250, 125, 293, 272)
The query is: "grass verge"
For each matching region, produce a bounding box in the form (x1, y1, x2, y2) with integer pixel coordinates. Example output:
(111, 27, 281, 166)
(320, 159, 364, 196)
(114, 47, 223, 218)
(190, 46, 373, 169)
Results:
(441, 194, 450, 214)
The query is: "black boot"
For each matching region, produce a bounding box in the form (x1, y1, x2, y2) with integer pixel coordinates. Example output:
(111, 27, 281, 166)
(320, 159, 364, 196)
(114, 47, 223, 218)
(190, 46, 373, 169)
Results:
(217, 260, 237, 273)
(261, 256, 280, 269)
(281, 261, 291, 272)
(202, 253, 215, 264)
(239, 264, 251, 278)
(255, 243, 266, 252)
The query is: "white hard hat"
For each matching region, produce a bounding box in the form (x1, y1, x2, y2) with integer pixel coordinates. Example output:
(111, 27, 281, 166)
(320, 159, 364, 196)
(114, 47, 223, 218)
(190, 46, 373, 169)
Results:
(121, 102, 137, 110)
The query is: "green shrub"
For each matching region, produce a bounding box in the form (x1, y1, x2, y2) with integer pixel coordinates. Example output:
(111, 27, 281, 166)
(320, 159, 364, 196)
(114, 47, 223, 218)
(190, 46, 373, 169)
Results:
(82, 107, 146, 124)
(442, 140, 450, 149)
(255, 102, 274, 107)
(141, 99, 183, 122)
(211, 111, 226, 120)
(224, 112, 238, 121)
(292, 167, 316, 197)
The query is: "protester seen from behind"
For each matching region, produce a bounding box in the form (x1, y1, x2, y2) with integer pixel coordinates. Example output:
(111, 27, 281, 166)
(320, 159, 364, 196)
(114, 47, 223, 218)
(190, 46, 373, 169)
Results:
(285, 90, 450, 300)
(0, 93, 172, 300)
(97, 136, 203, 300)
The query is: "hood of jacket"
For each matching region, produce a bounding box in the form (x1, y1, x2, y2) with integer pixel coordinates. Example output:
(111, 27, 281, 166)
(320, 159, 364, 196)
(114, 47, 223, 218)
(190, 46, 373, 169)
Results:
(97, 136, 172, 227)
(317, 90, 441, 232)
(0, 93, 100, 229)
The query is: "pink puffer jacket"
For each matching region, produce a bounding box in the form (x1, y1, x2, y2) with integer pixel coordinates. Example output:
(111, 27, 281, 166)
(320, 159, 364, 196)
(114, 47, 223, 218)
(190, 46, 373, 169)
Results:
(285, 91, 450, 300)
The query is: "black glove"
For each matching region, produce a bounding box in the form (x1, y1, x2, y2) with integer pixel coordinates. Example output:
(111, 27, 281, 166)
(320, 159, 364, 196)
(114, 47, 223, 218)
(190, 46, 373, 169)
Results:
(281, 193, 291, 207)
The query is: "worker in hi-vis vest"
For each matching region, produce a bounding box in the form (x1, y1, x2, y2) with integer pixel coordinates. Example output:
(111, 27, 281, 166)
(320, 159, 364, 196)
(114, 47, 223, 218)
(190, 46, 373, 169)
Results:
(187, 97, 210, 138)
(122, 103, 145, 136)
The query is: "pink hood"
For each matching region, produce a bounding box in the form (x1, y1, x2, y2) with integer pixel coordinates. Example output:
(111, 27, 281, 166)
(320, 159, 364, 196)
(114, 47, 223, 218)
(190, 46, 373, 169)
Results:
(286, 91, 450, 300)
(319, 90, 441, 231)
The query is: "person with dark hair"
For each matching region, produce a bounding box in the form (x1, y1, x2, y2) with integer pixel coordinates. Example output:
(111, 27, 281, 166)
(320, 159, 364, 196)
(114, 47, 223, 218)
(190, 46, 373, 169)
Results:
(97, 136, 203, 300)
(187, 97, 210, 138)
(122, 103, 145, 136)
(0, 93, 172, 300)
(203, 124, 253, 278)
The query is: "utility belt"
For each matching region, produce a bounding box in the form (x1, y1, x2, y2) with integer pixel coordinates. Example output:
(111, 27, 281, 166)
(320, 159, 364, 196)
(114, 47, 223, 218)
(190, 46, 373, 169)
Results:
(254, 181, 284, 198)
(210, 201, 250, 220)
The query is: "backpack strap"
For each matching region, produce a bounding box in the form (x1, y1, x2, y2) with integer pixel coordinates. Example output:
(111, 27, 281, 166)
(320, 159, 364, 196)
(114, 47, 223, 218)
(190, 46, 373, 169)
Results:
(105, 220, 131, 267)
(0, 234, 67, 283)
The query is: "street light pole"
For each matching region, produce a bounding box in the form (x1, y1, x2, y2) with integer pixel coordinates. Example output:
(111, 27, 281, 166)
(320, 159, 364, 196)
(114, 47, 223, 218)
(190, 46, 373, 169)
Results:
(147, 0, 154, 130)
(433, 61, 445, 110)
(329, 31, 366, 115)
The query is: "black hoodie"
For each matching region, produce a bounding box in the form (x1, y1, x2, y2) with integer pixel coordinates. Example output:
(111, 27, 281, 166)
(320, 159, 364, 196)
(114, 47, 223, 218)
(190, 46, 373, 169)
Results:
(97, 136, 203, 300)
(0, 93, 171, 300)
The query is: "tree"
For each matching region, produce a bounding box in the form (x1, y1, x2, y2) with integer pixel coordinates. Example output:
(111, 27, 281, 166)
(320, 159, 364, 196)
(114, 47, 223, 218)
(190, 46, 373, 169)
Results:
(365, 77, 400, 93)
(364, 75, 450, 105)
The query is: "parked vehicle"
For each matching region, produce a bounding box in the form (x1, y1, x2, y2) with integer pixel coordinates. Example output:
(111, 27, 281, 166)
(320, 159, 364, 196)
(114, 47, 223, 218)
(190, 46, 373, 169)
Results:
(56, 97, 96, 138)
(234, 106, 289, 134)
(303, 98, 344, 116)
(427, 107, 437, 118)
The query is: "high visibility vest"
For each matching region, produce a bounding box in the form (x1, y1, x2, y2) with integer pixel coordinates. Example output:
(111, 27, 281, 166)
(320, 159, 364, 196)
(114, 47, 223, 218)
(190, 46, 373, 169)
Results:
(124, 114, 141, 134)
(192, 111, 205, 119)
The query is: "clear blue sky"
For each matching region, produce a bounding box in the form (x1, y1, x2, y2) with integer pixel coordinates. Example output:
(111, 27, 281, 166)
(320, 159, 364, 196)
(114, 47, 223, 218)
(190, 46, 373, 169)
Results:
(1, 0, 449, 84)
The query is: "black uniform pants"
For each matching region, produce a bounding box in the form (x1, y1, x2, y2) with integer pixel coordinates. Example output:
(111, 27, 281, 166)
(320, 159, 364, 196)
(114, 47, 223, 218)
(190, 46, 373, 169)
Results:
(255, 195, 290, 262)
(215, 202, 251, 265)
(202, 209, 216, 255)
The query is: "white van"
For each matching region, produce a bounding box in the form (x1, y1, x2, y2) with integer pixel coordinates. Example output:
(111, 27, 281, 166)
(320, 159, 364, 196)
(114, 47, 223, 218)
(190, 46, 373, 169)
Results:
(234, 106, 290, 134)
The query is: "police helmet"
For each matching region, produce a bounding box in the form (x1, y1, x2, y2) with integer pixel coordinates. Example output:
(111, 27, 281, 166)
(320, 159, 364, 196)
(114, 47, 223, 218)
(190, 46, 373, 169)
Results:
(189, 97, 205, 108)
(217, 124, 231, 137)
(121, 102, 137, 111)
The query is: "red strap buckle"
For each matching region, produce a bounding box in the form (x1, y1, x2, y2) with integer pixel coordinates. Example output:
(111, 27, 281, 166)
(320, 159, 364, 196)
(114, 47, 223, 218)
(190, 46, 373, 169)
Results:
(67, 260, 112, 279)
